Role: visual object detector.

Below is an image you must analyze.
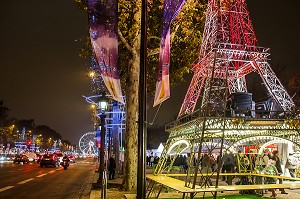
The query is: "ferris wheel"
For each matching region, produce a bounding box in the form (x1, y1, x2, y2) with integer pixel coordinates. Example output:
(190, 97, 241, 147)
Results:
(79, 132, 97, 155)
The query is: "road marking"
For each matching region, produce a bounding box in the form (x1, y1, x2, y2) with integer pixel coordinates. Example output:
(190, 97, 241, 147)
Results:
(17, 178, 34, 184)
(0, 186, 14, 192)
(36, 174, 47, 177)
(48, 170, 55, 174)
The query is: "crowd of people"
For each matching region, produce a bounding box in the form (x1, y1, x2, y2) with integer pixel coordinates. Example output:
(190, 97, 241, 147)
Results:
(147, 148, 300, 198)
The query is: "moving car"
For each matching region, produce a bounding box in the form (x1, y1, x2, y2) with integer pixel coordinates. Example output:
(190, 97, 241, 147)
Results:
(36, 154, 43, 163)
(26, 152, 37, 162)
(0, 154, 13, 161)
(54, 152, 63, 163)
(13, 154, 30, 164)
(39, 154, 59, 167)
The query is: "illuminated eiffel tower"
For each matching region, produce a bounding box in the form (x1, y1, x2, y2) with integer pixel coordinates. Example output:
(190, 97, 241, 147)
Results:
(151, 0, 298, 196)
(178, 0, 294, 117)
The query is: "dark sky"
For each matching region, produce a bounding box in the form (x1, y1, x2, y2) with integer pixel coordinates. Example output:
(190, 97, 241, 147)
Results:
(1, 1, 299, 145)
(0, 1, 90, 145)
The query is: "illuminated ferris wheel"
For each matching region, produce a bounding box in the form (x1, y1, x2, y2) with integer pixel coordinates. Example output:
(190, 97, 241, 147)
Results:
(79, 132, 97, 155)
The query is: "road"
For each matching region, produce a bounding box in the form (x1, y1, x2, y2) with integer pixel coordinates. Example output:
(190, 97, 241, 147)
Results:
(0, 158, 97, 199)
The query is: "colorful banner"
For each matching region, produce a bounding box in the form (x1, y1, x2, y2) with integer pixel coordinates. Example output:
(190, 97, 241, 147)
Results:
(153, 0, 185, 107)
(87, 0, 124, 104)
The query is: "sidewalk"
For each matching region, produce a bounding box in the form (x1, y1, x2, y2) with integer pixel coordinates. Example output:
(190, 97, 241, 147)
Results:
(89, 169, 300, 199)
(89, 171, 127, 199)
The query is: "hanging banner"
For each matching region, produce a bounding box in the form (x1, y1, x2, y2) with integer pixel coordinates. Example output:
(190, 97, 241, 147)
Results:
(87, 0, 124, 104)
(153, 0, 185, 107)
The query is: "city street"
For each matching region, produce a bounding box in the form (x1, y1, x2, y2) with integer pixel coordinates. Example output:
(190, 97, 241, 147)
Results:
(0, 158, 96, 199)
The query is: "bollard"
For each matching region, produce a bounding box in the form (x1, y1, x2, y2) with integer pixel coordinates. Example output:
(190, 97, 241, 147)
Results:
(101, 170, 107, 199)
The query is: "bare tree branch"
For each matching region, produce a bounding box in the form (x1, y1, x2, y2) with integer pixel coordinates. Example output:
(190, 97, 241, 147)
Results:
(118, 28, 134, 53)
(170, 24, 180, 42)
(148, 48, 160, 56)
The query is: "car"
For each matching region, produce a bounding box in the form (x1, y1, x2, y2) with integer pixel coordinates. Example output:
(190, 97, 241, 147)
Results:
(1, 154, 15, 161)
(5, 154, 15, 161)
(39, 154, 59, 167)
(25, 152, 37, 162)
(36, 154, 43, 163)
(13, 154, 29, 164)
(54, 152, 63, 163)
(67, 155, 75, 163)
(0, 154, 7, 161)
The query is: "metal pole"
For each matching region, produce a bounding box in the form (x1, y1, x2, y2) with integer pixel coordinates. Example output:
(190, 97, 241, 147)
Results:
(137, 0, 147, 198)
(97, 113, 106, 199)
(96, 127, 101, 172)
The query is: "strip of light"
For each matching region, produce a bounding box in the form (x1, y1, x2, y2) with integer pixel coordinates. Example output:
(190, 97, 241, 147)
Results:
(167, 140, 189, 154)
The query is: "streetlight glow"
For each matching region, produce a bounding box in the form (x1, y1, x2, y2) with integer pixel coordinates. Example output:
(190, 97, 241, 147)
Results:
(98, 93, 108, 112)
(89, 71, 95, 78)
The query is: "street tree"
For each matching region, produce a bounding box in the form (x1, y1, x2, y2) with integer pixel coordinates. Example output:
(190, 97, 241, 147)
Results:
(287, 72, 300, 109)
(74, 0, 206, 191)
(35, 125, 62, 149)
(0, 101, 15, 144)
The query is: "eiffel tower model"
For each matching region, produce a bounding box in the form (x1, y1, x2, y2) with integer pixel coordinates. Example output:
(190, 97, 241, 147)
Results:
(153, 0, 299, 195)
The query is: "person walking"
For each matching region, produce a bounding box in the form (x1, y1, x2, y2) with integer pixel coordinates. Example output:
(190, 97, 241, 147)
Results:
(108, 155, 116, 180)
(271, 150, 288, 194)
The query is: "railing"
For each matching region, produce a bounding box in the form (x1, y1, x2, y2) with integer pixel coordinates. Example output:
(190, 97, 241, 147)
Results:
(165, 109, 299, 132)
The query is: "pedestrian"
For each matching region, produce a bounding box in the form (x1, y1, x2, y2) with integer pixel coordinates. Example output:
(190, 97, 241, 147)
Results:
(270, 150, 288, 194)
(236, 151, 251, 187)
(286, 153, 298, 178)
(108, 155, 116, 180)
(149, 155, 154, 167)
(146, 155, 150, 166)
(222, 152, 235, 185)
(201, 154, 213, 186)
(179, 155, 184, 172)
(264, 159, 278, 198)
(262, 149, 270, 168)
(183, 155, 188, 173)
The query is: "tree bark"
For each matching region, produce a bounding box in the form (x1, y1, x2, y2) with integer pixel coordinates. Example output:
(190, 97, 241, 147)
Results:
(121, 0, 142, 192)
(122, 52, 140, 191)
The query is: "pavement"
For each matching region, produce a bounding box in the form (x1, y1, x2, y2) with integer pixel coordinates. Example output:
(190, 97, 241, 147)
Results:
(89, 169, 300, 199)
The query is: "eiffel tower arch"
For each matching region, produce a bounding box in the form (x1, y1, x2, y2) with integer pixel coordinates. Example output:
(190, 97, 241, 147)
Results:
(153, 0, 299, 195)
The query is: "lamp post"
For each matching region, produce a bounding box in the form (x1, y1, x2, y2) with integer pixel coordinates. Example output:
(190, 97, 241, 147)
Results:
(137, 0, 147, 198)
(97, 93, 108, 199)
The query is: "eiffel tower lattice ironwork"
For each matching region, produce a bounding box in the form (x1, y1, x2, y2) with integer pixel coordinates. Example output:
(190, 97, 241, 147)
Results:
(178, 0, 294, 117)
(151, 1, 299, 199)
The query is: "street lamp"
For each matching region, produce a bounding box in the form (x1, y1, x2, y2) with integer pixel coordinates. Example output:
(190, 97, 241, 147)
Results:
(97, 93, 108, 199)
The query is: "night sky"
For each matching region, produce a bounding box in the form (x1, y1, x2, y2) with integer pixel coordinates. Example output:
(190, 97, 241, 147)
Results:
(0, 1, 299, 145)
